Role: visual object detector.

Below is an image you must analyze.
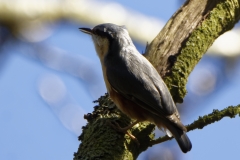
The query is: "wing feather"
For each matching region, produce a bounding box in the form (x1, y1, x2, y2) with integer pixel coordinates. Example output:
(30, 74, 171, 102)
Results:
(105, 48, 177, 117)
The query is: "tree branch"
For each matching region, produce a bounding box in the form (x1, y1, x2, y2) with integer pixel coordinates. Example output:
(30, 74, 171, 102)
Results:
(75, 95, 155, 160)
(150, 105, 240, 145)
(145, 0, 240, 103)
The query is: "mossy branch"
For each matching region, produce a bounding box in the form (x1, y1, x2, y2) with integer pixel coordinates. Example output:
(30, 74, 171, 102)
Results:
(74, 94, 155, 160)
(150, 105, 240, 145)
(145, 0, 240, 103)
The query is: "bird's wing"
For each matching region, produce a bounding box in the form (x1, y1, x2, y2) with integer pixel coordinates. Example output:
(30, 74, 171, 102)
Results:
(105, 48, 177, 117)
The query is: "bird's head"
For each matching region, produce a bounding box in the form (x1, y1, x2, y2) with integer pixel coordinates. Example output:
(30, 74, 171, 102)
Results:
(79, 23, 133, 60)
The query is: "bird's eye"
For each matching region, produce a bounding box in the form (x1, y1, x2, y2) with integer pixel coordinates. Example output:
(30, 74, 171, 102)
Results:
(93, 28, 106, 37)
(93, 27, 114, 39)
(92, 29, 102, 36)
(92, 29, 97, 34)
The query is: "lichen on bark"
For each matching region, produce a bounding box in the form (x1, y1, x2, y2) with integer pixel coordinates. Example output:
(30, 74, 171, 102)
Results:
(74, 95, 155, 160)
(162, 0, 240, 103)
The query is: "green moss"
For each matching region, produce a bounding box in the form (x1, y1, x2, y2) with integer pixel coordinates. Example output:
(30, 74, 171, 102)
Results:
(187, 105, 240, 131)
(151, 105, 240, 145)
(74, 95, 155, 160)
(165, 0, 239, 103)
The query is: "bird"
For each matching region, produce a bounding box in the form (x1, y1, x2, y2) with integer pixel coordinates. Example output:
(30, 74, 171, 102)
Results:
(79, 23, 192, 153)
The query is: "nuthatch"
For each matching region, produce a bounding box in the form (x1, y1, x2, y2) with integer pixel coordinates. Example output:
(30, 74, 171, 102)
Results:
(79, 23, 192, 153)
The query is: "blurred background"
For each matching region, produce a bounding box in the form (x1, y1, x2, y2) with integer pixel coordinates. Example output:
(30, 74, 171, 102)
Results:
(0, 0, 240, 159)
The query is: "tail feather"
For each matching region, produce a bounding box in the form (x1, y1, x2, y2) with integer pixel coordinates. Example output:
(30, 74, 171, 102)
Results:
(175, 132, 192, 153)
(164, 122, 192, 153)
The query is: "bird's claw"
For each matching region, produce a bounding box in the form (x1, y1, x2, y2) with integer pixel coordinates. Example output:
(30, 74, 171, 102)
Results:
(107, 120, 140, 145)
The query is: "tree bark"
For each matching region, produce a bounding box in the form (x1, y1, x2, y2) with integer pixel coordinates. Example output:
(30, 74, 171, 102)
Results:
(74, 0, 240, 159)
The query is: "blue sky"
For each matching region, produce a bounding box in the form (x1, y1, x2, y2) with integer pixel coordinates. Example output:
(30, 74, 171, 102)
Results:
(0, 0, 239, 160)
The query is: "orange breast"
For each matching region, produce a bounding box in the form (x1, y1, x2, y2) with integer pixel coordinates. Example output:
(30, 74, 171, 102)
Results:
(109, 88, 148, 122)
(101, 63, 156, 125)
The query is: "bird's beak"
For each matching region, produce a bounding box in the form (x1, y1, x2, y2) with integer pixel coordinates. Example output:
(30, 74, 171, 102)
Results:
(79, 28, 92, 35)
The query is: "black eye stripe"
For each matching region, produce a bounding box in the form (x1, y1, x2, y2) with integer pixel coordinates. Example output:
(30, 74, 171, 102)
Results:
(92, 28, 102, 35)
(92, 29, 98, 34)
(93, 28, 114, 39)
(96, 29, 101, 34)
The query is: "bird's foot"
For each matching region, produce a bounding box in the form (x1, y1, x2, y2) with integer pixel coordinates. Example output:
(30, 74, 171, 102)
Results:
(108, 120, 140, 145)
